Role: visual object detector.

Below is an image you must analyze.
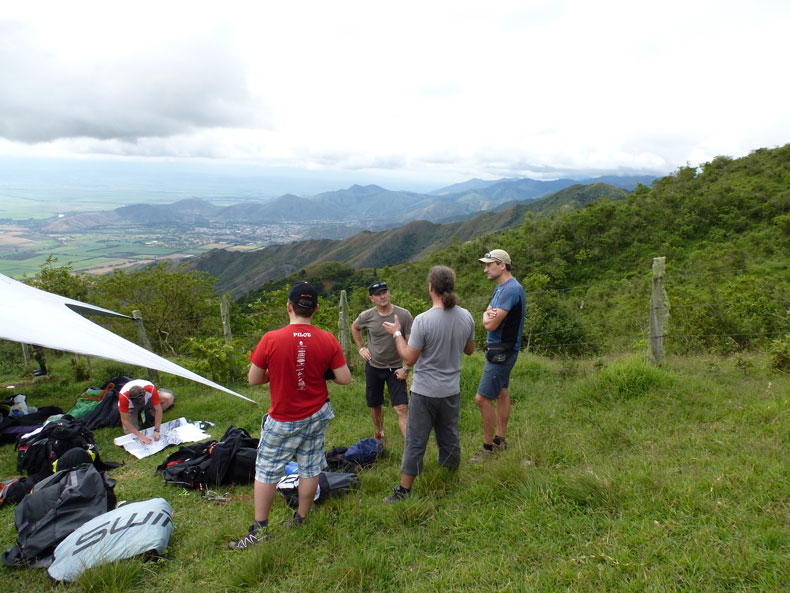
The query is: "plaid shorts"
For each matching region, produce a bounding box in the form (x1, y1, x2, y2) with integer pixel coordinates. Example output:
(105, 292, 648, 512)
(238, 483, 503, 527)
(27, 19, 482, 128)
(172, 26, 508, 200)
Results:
(255, 401, 335, 483)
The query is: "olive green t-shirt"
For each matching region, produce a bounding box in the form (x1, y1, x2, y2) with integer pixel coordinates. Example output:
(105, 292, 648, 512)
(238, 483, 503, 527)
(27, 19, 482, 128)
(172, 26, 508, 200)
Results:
(354, 305, 414, 368)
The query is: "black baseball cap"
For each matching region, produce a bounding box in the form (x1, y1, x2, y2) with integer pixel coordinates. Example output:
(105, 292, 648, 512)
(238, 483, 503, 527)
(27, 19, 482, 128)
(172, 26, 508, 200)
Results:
(288, 281, 319, 308)
(368, 281, 389, 295)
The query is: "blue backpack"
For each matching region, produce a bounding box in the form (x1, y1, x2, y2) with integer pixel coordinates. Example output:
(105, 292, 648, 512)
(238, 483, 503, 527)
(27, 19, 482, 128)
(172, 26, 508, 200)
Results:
(343, 438, 383, 468)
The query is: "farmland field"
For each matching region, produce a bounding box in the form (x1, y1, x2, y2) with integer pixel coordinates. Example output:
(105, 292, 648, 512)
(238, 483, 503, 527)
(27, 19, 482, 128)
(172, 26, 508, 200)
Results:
(0, 226, 234, 278)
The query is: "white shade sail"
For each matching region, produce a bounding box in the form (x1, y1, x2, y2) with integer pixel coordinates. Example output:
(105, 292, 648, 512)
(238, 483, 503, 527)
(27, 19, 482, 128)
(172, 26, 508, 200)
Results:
(0, 273, 254, 402)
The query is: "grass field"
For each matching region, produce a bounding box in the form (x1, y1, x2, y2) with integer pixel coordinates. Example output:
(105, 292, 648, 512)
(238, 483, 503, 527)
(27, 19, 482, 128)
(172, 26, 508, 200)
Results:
(0, 351, 787, 592)
(0, 196, 117, 220)
(0, 230, 211, 279)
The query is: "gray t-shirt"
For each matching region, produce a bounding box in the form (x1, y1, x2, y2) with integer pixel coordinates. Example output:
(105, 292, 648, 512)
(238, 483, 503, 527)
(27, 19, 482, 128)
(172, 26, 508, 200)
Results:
(355, 305, 414, 368)
(409, 306, 475, 398)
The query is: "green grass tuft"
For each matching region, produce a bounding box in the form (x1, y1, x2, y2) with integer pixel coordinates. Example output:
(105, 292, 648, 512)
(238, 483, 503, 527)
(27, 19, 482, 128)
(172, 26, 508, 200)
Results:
(584, 356, 673, 403)
(74, 556, 148, 592)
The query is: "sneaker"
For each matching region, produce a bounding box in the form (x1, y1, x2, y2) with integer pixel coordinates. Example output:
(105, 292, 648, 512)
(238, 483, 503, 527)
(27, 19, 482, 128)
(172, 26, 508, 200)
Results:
(493, 436, 507, 451)
(228, 525, 268, 549)
(384, 485, 411, 503)
(284, 512, 305, 527)
(469, 446, 495, 464)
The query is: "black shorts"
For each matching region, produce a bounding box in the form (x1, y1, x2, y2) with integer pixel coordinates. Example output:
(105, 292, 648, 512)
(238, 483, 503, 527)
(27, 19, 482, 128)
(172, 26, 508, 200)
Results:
(365, 362, 409, 408)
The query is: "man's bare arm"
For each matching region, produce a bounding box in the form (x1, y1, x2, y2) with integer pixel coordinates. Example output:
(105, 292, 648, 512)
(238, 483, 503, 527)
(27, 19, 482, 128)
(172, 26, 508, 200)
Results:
(120, 412, 152, 445)
(351, 321, 372, 361)
(483, 307, 510, 332)
(330, 364, 352, 385)
(248, 363, 269, 386)
(382, 315, 420, 366)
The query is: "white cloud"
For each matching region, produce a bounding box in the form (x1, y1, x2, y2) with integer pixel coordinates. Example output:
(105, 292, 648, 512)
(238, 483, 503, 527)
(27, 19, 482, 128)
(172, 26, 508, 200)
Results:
(1, 0, 789, 182)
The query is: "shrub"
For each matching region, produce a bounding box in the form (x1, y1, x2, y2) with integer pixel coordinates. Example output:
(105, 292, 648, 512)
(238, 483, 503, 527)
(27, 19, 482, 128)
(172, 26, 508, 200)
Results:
(585, 357, 672, 402)
(768, 335, 790, 372)
(186, 337, 246, 384)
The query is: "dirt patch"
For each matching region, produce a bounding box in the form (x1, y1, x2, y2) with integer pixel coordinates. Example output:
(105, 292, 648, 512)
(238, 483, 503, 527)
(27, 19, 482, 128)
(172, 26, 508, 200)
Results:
(0, 227, 35, 246)
(86, 259, 155, 274)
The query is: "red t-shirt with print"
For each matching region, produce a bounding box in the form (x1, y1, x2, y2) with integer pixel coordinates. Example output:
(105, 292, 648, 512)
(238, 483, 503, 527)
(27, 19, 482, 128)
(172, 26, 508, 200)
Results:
(249, 324, 346, 422)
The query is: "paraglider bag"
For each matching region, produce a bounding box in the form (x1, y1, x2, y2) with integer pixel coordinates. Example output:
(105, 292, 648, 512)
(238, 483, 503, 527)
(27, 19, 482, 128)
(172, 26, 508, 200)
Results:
(484, 342, 514, 364)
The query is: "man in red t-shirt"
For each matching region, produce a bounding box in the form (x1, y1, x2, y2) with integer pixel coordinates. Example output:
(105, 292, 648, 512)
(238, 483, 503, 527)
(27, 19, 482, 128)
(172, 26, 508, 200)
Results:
(118, 379, 175, 445)
(230, 282, 351, 549)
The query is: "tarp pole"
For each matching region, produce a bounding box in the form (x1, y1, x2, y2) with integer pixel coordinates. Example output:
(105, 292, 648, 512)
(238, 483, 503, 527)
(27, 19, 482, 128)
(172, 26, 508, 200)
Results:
(21, 343, 31, 368)
(133, 310, 160, 383)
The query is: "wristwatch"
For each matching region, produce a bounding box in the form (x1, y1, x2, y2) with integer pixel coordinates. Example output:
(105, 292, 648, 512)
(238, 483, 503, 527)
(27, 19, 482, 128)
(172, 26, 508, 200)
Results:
(393, 330, 402, 338)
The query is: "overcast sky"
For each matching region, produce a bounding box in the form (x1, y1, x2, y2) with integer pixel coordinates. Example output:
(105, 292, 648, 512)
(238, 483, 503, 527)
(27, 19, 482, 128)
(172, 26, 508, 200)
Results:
(1, 0, 789, 189)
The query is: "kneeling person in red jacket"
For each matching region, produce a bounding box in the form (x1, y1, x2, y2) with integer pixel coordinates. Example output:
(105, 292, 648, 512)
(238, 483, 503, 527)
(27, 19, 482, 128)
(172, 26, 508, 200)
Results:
(118, 379, 174, 445)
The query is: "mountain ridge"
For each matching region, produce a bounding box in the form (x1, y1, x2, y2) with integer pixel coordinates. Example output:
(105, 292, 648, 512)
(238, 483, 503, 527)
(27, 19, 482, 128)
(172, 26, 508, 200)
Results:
(182, 182, 630, 297)
(44, 175, 652, 233)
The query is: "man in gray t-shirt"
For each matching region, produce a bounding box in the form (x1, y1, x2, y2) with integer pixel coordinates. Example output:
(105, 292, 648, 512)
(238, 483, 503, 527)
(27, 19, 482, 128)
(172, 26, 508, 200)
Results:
(381, 266, 475, 502)
(352, 281, 414, 440)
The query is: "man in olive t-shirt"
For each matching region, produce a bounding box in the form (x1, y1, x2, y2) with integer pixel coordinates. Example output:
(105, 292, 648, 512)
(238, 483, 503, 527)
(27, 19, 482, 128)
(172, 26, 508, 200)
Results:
(352, 281, 414, 440)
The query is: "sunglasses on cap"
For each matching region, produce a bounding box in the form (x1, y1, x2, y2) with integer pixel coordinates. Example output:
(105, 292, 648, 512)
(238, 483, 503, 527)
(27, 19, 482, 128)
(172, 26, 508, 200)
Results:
(484, 252, 503, 263)
(369, 282, 388, 293)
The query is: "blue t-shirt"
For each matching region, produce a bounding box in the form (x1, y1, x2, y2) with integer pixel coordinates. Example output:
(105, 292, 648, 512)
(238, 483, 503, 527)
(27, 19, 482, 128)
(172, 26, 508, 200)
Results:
(487, 277, 526, 350)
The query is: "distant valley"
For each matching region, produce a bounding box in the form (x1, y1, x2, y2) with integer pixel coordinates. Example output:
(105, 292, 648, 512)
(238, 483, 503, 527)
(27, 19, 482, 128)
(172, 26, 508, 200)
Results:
(183, 182, 634, 297)
(0, 174, 651, 281)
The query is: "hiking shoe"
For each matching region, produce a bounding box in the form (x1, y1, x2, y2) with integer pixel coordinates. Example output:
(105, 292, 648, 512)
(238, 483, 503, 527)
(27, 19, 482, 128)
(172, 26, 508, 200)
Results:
(228, 525, 268, 549)
(469, 446, 495, 464)
(284, 512, 305, 527)
(384, 485, 411, 503)
(493, 436, 507, 451)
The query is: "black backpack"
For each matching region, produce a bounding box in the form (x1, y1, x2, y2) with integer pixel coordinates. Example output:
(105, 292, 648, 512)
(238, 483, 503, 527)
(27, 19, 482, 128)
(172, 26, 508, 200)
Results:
(0, 406, 63, 445)
(0, 477, 36, 507)
(276, 471, 360, 509)
(79, 375, 132, 430)
(16, 416, 120, 482)
(155, 426, 259, 490)
(2, 463, 116, 567)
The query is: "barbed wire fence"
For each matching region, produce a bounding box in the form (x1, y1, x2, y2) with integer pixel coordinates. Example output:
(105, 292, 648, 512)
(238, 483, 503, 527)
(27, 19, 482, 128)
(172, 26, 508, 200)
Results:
(130, 257, 790, 371)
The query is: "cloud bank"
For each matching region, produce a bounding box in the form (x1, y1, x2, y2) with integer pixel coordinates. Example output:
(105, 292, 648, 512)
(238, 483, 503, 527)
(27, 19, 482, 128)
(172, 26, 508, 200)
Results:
(1, 0, 789, 182)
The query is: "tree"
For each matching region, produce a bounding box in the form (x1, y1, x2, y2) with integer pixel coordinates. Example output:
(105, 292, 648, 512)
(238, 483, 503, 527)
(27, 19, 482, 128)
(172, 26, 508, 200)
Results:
(25, 256, 92, 301)
(93, 263, 221, 354)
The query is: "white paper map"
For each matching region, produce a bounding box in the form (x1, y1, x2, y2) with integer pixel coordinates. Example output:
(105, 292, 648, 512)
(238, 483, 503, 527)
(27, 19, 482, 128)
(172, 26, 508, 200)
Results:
(113, 417, 211, 459)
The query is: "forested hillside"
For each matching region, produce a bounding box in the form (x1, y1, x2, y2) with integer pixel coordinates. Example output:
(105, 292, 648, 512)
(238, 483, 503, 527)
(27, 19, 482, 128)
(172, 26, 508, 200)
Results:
(186, 182, 629, 297)
(12, 145, 790, 370)
(240, 145, 790, 359)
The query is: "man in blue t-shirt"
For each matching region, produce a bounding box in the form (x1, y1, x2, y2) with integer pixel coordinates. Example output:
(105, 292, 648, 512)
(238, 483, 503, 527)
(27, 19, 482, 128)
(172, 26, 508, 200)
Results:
(471, 249, 526, 463)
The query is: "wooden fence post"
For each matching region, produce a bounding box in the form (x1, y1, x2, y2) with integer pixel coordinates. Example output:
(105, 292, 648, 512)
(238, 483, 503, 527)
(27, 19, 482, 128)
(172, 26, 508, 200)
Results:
(221, 295, 233, 343)
(74, 353, 93, 377)
(132, 309, 160, 383)
(338, 290, 349, 359)
(648, 256, 670, 366)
